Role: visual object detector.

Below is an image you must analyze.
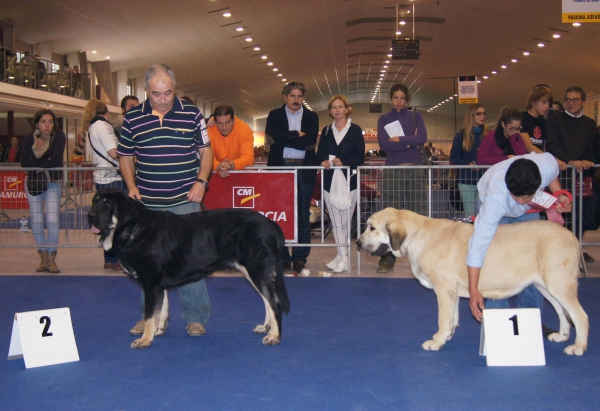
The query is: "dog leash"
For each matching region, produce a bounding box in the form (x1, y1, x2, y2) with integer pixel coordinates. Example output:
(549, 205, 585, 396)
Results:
(525, 189, 573, 225)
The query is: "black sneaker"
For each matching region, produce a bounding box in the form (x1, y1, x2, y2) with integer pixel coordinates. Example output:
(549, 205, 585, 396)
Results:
(583, 252, 594, 264)
(293, 261, 306, 272)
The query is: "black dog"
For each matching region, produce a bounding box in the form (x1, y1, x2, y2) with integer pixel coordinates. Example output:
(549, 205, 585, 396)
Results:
(87, 189, 290, 348)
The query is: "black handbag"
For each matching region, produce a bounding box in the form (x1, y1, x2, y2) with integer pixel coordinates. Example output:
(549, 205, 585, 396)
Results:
(26, 170, 49, 196)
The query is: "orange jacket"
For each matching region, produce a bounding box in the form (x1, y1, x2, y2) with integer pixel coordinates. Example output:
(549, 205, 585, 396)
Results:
(207, 117, 255, 171)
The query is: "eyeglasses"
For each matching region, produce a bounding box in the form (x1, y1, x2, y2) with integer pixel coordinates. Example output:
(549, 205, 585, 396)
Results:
(474, 111, 486, 116)
(565, 98, 581, 104)
(286, 81, 305, 87)
(506, 125, 522, 132)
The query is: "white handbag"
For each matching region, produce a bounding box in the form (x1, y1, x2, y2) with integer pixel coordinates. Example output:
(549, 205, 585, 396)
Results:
(329, 168, 351, 210)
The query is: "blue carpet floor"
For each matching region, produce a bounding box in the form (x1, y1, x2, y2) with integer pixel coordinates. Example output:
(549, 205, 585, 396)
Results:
(0, 276, 599, 411)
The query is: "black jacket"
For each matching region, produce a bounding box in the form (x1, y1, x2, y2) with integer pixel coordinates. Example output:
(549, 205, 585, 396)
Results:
(1, 144, 21, 162)
(20, 131, 66, 182)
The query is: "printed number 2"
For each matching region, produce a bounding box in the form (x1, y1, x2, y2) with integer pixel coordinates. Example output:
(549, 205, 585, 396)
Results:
(40, 316, 53, 337)
(508, 315, 519, 336)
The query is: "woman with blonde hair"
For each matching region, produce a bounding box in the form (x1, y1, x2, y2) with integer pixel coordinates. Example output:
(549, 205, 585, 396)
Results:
(449, 104, 487, 216)
(316, 94, 365, 273)
(82, 97, 125, 271)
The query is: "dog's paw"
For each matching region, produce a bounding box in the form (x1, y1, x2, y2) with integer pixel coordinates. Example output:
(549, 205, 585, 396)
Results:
(564, 344, 586, 356)
(547, 332, 569, 343)
(156, 317, 169, 337)
(262, 334, 281, 345)
(131, 337, 153, 349)
(422, 339, 444, 351)
(253, 324, 270, 334)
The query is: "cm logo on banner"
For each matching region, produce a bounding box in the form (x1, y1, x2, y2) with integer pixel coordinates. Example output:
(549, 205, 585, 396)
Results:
(233, 187, 261, 208)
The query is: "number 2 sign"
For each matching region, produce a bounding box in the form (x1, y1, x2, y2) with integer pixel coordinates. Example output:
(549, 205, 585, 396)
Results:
(7, 308, 79, 369)
(479, 308, 546, 366)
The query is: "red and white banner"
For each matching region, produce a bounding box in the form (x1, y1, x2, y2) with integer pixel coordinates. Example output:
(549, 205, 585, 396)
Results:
(203, 171, 297, 242)
(0, 170, 29, 210)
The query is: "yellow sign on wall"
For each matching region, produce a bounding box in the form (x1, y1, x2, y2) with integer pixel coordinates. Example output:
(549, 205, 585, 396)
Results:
(562, 0, 600, 23)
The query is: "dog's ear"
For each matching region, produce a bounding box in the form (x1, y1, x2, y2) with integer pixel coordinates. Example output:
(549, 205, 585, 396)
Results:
(386, 220, 407, 251)
(114, 192, 138, 227)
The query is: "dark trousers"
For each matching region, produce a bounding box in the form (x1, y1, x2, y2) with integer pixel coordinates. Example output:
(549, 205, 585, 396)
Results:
(284, 169, 316, 264)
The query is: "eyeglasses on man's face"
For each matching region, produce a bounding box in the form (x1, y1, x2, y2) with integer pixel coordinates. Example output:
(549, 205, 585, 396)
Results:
(565, 98, 581, 104)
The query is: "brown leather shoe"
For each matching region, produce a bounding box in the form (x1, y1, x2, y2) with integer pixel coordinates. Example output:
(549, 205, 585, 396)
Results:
(129, 320, 145, 335)
(186, 322, 206, 336)
(46, 251, 60, 273)
(104, 262, 124, 272)
(36, 250, 48, 272)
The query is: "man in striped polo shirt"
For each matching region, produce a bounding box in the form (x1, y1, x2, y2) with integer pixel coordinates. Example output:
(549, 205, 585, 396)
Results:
(117, 63, 214, 337)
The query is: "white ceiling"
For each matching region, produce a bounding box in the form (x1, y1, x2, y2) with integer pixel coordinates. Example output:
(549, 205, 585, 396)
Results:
(1, 0, 599, 120)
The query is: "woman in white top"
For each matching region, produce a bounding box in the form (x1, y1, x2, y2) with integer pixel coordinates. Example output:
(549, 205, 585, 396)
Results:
(81, 98, 125, 271)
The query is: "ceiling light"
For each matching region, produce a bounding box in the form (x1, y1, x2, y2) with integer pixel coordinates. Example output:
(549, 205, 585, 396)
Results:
(395, 31, 402, 35)
(387, 53, 392, 57)
(245, 37, 252, 42)
(380, 73, 385, 77)
(445, 99, 449, 102)
(477, 80, 481, 83)
(383, 65, 388, 68)
(253, 46, 260, 51)
(223, 12, 231, 17)
(537, 42, 545, 47)
(553, 33, 561, 39)
(106, 56, 110, 59)
(449, 96, 454, 99)
(483, 75, 489, 79)
(399, 20, 406, 25)
(267, 61, 273, 66)
(277, 73, 282, 77)
(385, 60, 390, 63)
(573, 22, 581, 27)
(511, 58, 518, 63)
(523, 51, 530, 56)
(282, 78, 287, 82)
(501, 65, 507, 69)
(92, 50, 97, 54)
(261, 55, 267, 59)
(273, 68, 278, 71)
(491, 70, 497, 74)
(381, 69, 386, 72)
(236, 27, 243, 32)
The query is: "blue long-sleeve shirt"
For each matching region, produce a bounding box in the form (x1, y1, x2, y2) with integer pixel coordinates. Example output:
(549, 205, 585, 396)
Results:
(377, 108, 427, 165)
(449, 128, 484, 185)
(466, 152, 559, 268)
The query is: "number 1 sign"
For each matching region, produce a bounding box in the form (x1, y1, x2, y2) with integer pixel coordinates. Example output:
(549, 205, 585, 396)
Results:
(7, 308, 80, 369)
(479, 308, 546, 366)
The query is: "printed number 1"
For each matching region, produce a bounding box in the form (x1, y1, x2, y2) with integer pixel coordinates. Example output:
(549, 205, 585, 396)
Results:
(508, 315, 519, 336)
(40, 316, 53, 337)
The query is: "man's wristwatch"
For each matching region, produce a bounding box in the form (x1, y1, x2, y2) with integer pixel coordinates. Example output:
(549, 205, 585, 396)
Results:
(196, 178, 209, 189)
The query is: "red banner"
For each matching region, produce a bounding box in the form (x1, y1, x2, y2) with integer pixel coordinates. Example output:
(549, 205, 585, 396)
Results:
(203, 171, 297, 241)
(0, 170, 29, 209)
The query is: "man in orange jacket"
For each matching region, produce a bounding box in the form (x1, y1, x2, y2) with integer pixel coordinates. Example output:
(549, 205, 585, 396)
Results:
(207, 105, 255, 177)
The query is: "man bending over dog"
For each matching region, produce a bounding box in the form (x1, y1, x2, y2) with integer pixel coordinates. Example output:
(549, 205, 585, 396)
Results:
(468, 152, 572, 322)
(117, 63, 214, 337)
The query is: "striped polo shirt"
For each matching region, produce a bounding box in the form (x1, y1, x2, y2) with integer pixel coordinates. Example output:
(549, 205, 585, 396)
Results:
(117, 97, 210, 208)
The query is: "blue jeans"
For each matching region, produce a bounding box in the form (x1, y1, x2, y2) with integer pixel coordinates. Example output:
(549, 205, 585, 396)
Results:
(95, 181, 127, 264)
(139, 201, 211, 325)
(486, 212, 544, 311)
(26, 181, 62, 253)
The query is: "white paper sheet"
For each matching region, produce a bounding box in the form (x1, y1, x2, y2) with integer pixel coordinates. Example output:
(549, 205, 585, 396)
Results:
(384, 120, 405, 138)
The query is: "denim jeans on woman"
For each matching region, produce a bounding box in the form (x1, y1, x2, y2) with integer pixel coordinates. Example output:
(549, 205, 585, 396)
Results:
(95, 180, 127, 264)
(138, 201, 211, 326)
(485, 211, 544, 311)
(26, 181, 62, 253)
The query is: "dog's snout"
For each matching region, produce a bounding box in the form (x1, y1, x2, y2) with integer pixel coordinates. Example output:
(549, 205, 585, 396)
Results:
(356, 239, 363, 249)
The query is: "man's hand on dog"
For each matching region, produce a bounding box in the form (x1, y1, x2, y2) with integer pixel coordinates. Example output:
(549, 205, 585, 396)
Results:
(469, 290, 485, 322)
(128, 187, 142, 201)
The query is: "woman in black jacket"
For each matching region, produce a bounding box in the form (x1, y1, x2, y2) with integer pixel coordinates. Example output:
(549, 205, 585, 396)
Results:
(316, 95, 365, 273)
(20, 109, 66, 273)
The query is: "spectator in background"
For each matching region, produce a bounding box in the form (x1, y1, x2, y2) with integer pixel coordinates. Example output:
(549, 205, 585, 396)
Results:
(2, 136, 21, 162)
(520, 85, 554, 153)
(316, 94, 365, 273)
(82, 97, 125, 272)
(20, 109, 66, 274)
(450, 104, 487, 217)
(376, 83, 427, 274)
(552, 101, 565, 114)
(115, 95, 140, 135)
(547, 86, 598, 263)
(207, 105, 254, 177)
(265, 81, 319, 273)
(477, 107, 542, 166)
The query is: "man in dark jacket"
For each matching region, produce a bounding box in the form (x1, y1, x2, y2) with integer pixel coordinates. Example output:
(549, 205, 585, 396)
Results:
(2, 137, 21, 162)
(265, 82, 319, 272)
